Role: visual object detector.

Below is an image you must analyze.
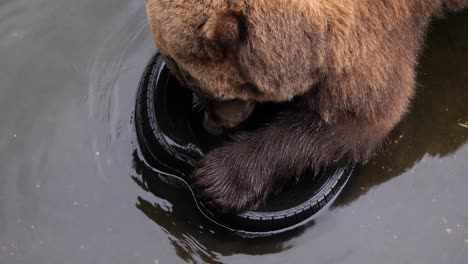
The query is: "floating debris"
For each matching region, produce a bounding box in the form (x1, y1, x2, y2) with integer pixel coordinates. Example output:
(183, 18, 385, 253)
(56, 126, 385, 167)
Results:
(458, 122, 468, 128)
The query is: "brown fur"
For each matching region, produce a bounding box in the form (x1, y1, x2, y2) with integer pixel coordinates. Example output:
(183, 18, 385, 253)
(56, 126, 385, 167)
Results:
(147, 0, 468, 213)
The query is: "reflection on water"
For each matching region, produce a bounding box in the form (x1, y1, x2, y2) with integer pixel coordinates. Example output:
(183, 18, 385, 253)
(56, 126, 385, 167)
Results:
(131, 151, 302, 264)
(0, 1, 467, 263)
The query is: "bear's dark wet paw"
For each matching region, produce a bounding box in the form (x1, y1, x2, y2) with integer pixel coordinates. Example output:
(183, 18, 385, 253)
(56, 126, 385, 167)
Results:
(192, 146, 270, 214)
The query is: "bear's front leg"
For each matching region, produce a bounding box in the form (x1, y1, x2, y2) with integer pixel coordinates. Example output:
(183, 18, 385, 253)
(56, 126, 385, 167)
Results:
(193, 108, 398, 213)
(194, 45, 418, 213)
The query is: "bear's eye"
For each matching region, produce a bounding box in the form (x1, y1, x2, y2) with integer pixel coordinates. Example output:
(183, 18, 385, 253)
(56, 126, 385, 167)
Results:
(161, 54, 186, 84)
(161, 55, 179, 74)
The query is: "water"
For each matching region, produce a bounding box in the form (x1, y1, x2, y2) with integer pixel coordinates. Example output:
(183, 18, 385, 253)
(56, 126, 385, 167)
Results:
(0, 1, 467, 263)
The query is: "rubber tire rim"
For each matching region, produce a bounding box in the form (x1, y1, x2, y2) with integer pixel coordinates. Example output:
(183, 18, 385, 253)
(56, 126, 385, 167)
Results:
(133, 53, 355, 236)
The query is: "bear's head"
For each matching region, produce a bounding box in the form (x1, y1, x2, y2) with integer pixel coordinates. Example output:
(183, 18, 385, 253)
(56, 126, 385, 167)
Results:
(147, 0, 327, 133)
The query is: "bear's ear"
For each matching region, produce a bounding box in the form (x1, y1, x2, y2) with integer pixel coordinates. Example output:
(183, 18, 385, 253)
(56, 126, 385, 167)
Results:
(202, 10, 247, 54)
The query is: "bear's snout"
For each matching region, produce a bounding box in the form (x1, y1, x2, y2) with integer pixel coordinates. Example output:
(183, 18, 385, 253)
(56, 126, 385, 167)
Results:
(202, 111, 224, 136)
(202, 99, 256, 135)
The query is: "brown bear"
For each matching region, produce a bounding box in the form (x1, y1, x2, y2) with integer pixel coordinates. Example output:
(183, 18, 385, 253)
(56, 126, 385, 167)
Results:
(146, 0, 468, 213)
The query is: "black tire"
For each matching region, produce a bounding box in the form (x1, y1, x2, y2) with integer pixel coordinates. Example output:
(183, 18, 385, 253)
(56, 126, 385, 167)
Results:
(133, 53, 355, 236)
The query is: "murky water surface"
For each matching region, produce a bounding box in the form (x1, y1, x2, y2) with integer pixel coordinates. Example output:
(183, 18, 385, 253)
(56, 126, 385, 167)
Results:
(0, 1, 467, 263)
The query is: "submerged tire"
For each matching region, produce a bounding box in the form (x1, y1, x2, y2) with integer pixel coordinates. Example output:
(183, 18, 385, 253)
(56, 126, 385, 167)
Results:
(134, 53, 355, 236)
